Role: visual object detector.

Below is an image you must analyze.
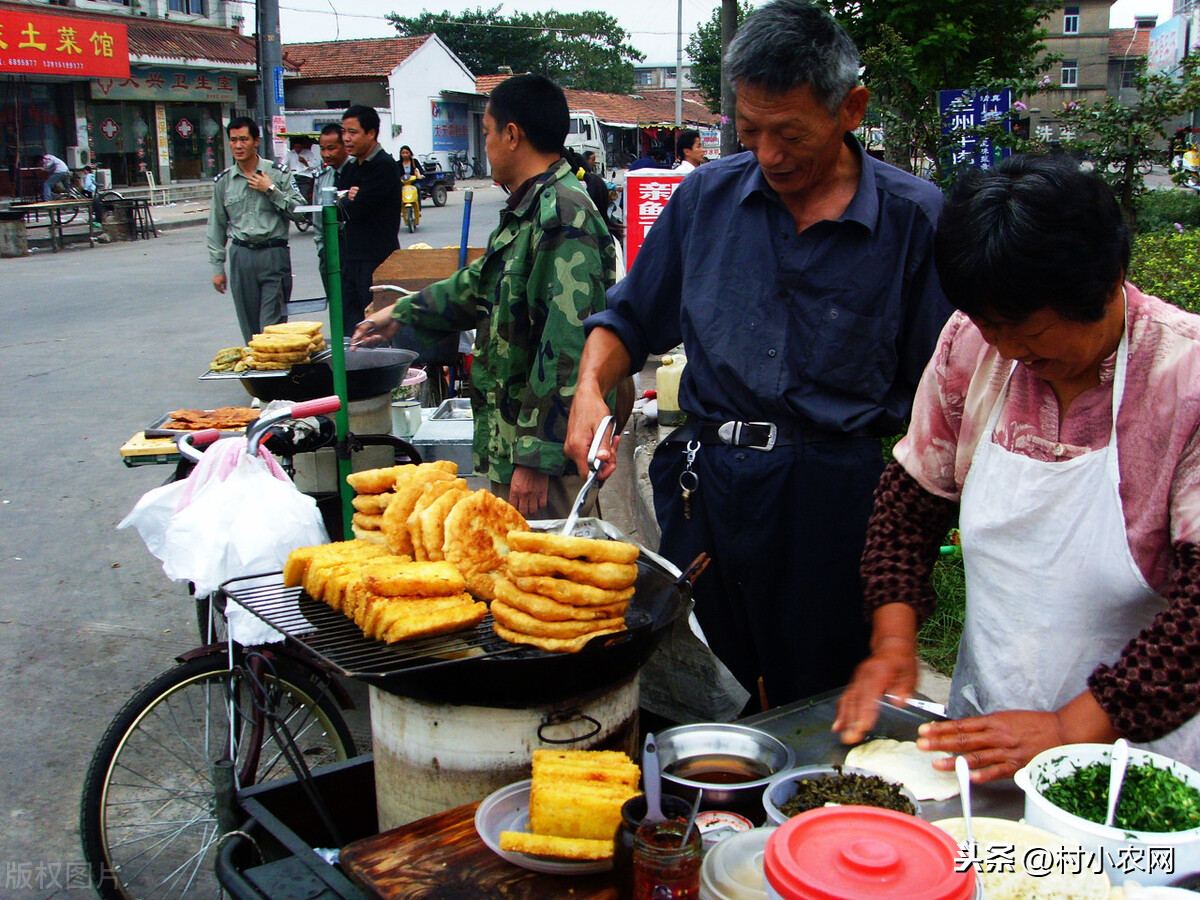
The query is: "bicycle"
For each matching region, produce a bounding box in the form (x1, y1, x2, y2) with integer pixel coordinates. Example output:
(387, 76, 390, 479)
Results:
(81, 398, 361, 900)
(449, 149, 469, 181)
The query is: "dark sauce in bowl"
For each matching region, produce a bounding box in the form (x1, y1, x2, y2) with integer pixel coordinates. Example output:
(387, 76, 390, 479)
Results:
(665, 754, 774, 785)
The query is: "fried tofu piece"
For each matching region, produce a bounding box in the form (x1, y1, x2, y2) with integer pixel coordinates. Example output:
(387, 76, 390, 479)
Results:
(498, 832, 615, 861)
(528, 782, 637, 840)
(381, 601, 487, 643)
(361, 559, 466, 597)
(366, 594, 473, 641)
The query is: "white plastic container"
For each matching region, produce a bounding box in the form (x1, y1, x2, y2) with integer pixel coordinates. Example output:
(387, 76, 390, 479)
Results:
(1014, 743, 1200, 886)
(700, 826, 773, 900)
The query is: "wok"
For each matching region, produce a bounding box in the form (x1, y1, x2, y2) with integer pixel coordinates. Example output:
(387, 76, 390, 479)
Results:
(239, 347, 418, 402)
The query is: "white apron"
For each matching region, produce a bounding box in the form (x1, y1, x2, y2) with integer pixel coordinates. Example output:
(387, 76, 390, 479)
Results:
(951, 316, 1200, 764)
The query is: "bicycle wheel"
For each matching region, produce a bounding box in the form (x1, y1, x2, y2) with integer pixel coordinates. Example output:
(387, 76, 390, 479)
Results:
(81, 653, 355, 900)
(404, 205, 415, 233)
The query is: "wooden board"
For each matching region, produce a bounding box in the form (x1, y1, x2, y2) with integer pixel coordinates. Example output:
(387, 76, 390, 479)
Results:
(120, 431, 179, 458)
(339, 801, 617, 900)
(369, 247, 486, 313)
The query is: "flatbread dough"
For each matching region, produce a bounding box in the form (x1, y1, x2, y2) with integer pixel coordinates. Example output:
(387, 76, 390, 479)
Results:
(844, 738, 960, 801)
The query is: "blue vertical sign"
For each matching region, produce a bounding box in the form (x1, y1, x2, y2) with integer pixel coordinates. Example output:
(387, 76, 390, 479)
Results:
(938, 88, 1012, 170)
(273, 66, 285, 105)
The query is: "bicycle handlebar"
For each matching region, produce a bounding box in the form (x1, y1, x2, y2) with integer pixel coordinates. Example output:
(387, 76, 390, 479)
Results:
(176, 428, 221, 463)
(245, 395, 342, 457)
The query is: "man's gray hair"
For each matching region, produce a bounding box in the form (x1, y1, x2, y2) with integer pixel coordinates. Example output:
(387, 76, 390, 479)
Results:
(724, 0, 861, 115)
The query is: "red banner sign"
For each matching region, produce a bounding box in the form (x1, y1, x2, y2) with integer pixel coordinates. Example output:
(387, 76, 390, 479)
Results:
(0, 10, 130, 78)
(623, 170, 684, 270)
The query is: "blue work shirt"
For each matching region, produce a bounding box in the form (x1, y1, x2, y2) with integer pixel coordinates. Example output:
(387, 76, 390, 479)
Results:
(590, 138, 952, 435)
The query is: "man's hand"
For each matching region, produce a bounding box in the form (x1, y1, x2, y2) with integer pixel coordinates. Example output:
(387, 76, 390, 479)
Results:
(347, 186, 360, 201)
(509, 466, 550, 517)
(916, 711, 1069, 783)
(833, 639, 919, 744)
(350, 304, 400, 347)
(565, 389, 620, 480)
(212, 274, 227, 294)
(247, 172, 273, 194)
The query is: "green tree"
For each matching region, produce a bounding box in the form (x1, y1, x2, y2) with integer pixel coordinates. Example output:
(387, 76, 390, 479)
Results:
(822, 0, 1059, 175)
(387, 7, 643, 93)
(1056, 56, 1200, 224)
(686, 1, 754, 113)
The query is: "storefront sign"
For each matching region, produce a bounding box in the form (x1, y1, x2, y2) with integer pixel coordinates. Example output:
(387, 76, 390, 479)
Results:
(100, 117, 120, 140)
(0, 9, 129, 78)
(700, 128, 721, 160)
(1150, 16, 1190, 79)
(175, 118, 194, 139)
(624, 170, 683, 270)
(93, 66, 237, 102)
(430, 101, 468, 152)
(938, 88, 1011, 171)
(155, 104, 170, 169)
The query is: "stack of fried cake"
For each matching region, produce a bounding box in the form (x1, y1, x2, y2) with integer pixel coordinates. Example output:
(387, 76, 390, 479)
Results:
(238, 322, 326, 371)
(499, 749, 640, 860)
(492, 532, 639, 653)
(345, 461, 457, 546)
(283, 539, 390, 608)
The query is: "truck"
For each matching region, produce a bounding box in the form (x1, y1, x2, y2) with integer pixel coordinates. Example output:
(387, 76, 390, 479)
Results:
(566, 109, 606, 176)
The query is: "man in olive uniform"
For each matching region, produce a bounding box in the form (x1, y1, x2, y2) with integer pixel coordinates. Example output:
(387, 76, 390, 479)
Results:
(351, 75, 616, 519)
(206, 116, 305, 343)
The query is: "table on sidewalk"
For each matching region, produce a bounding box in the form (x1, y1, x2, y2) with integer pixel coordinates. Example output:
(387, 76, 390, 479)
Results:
(11, 198, 99, 251)
(104, 197, 157, 240)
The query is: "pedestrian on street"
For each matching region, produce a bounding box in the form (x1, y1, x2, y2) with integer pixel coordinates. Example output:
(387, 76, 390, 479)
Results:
(205, 116, 305, 344)
(338, 105, 403, 338)
(673, 129, 707, 175)
(312, 123, 352, 302)
(352, 75, 617, 522)
(41, 152, 70, 200)
(565, 0, 952, 712)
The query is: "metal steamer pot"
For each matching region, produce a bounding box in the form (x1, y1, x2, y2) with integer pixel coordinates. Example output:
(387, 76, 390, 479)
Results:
(239, 347, 419, 402)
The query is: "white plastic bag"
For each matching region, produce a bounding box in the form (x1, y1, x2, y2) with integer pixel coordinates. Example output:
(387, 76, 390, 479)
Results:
(119, 437, 328, 642)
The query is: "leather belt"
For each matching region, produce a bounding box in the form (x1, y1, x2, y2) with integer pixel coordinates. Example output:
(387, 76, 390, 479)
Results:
(232, 238, 288, 250)
(670, 420, 877, 450)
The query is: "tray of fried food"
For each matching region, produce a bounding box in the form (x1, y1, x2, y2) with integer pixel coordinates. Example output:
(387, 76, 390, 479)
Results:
(238, 322, 326, 371)
(491, 749, 640, 865)
(283, 539, 487, 644)
(145, 405, 260, 437)
(490, 531, 639, 653)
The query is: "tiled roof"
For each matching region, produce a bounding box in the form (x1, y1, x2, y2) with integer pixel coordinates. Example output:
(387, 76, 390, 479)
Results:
(1110, 27, 1151, 58)
(283, 36, 431, 80)
(0, 1, 262, 67)
(474, 75, 719, 127)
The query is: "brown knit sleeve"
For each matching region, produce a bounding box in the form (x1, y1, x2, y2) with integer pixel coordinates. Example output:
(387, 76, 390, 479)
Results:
(1088, 541, 1200, 742)
(861, 460, 960, 623)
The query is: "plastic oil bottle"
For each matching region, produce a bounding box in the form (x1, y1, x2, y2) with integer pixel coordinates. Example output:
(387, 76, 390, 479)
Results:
(657, 354, 687, 426)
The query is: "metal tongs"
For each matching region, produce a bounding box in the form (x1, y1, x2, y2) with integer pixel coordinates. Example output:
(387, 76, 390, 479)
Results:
(350, 285, 418, 348)
(561, 415, 616, 536)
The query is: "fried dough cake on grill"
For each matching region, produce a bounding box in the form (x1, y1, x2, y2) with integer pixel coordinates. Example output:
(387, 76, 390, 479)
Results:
(443, 490, 529, 600)
(406, 478, 468, 560)
(494, 576, 627, 621)
(505, 552, 638, 590)
(491, 598, 625, 639)
(416, 487, 472, 562)
(381, 465, 458, 556)
(510, 575, 635, 608)
(507, 532, 640, 566)
(361, 558, 466, 596)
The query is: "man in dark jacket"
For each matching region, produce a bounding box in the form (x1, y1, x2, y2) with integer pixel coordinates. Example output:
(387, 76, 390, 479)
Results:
(339, 105, 402, 336)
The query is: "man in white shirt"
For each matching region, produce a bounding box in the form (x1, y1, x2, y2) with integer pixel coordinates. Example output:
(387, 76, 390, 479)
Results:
(41, 153, 70, 200)
(674, 129, 707, 175)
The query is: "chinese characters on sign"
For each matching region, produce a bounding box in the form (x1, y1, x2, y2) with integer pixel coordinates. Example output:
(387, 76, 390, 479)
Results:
(624, 171, 684, 270)
(93, 66, 237, 102)
(955, 841, 1175, 879)
(430, 101, 469, 153)
(938, 88, 1012, 172)
(0, 10, 129, 78)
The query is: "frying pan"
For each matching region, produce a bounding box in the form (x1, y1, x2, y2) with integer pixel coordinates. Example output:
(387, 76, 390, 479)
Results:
(239, 348, 418, 402)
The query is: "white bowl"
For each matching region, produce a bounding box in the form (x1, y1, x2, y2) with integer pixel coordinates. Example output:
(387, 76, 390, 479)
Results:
(761, 765, 921, 826)
(1014, 743, 1200, 886)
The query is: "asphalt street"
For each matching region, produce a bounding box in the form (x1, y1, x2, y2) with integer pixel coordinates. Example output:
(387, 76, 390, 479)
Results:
(0, 182, 518, 898)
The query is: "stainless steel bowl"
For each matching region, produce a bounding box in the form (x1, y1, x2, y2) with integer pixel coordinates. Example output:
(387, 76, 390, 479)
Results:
(655, 723, 794, 823)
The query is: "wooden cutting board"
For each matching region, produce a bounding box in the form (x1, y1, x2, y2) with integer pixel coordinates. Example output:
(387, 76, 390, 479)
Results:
(339, 801, 617, 899)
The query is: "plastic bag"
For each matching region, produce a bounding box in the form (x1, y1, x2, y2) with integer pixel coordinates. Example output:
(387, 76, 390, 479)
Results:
(119, 437, 328, 642)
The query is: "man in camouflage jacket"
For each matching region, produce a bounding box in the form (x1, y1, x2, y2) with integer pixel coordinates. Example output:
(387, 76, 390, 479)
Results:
(353, 75, 616, 517)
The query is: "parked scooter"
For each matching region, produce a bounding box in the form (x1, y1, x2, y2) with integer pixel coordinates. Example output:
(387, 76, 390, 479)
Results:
(401, 174, 421, 232)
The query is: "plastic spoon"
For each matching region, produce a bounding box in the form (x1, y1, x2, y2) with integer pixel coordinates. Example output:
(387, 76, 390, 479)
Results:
(955, 755, 975, 850)
(642, 732, 666, 825)
(1105, 738, 1130, 828)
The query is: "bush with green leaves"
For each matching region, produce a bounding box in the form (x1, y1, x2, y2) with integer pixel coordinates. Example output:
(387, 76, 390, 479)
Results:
(1133, 189, 1200, 235)
(1130, 231, 1200, 315)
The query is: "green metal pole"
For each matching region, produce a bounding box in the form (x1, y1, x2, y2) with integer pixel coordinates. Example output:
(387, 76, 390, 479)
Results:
(322, 203, 353, 541)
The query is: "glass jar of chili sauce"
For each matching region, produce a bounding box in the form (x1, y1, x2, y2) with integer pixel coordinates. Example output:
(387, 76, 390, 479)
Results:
(632, 819, 702, 899)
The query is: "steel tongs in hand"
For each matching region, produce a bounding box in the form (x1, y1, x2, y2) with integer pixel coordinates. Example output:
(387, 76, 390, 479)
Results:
(561, 415, 616, 536)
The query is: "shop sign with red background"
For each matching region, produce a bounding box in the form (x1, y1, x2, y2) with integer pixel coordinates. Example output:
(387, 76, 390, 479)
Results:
(0, 9, 129, 79)
(623, 170, 684, 270)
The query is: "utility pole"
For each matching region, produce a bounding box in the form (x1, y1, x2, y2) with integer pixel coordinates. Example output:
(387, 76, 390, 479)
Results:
(675, 0, 683, 127)
(719, 0, 737, 158)
(256, 0, 284, 161)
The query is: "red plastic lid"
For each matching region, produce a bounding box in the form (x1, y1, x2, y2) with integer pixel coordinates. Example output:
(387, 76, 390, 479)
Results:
(763, 806, 976, 900)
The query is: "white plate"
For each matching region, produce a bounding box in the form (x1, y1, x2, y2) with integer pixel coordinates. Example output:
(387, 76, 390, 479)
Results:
(474, 779, 613, 875)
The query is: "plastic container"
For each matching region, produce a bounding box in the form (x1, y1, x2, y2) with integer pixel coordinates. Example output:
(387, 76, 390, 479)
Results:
(1014, 743, 1200, 886)
(700, 826, 773, 900)
(656, 354, 687, 427)
(763, 806, 976, 900)
(634, 818, 702, 900)
(762, 765, 922, 826)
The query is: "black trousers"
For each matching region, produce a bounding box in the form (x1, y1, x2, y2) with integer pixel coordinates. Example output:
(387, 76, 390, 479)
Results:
(649, 435, 883, 711)
(340, 258, 379, 338)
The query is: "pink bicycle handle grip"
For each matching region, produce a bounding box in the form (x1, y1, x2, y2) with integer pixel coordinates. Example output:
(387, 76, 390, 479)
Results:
(190, 429, 221, 447)
(291, 396, 341, 418)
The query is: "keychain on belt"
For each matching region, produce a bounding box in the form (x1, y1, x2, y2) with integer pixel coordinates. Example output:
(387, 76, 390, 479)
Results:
(679, 440, 700, 519)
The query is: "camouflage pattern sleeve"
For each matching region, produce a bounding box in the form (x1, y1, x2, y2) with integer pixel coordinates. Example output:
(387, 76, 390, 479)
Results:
(392, 252, 484, 340)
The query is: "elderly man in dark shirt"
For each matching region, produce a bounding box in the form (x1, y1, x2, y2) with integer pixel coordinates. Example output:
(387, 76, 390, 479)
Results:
(566, 0, 951, 712)
(339, 105, 403, 337)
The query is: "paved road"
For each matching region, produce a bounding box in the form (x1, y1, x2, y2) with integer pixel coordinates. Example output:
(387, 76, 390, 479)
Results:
(0, 183, 514, 898)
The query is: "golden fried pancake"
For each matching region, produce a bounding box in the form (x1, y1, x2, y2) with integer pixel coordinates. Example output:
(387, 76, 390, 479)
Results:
(283, 545, 320, 587)
(383, 466, 458, 557)
(346, 466, 405, 494)
(382, 601, 487, 643)
(407, 479, 468, 560)
(507, 532, 640, 565)
(493, 621, 625, 653)
(443, 491, 529, 600)
(361, 558, 466, 597)
(263, 321, 323, 336)
(243, 357, 295, 370)
(494, 577, 627, 622)
(249, 333, 309, 352)
(350, 524, 389, 545)
(491, 599, 625, 639)
(511, 575, 636, 608)
(352, 492, 394, 514)
(505, 552, 638, 590)
(351, 512, 384, 531)
(498, 832, 615, 861)
(364, 593, 474, 641)
(417, 487, 472, 562)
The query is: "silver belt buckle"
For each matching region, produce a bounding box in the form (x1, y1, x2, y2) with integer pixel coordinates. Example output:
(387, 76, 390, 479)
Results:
(716, 421, 777, 450)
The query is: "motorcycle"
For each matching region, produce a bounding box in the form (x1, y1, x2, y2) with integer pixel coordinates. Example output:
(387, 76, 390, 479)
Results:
(401, 174, 421, 233)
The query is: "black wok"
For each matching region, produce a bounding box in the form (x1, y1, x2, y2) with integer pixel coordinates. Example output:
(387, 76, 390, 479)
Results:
(239, 348, 418, 402)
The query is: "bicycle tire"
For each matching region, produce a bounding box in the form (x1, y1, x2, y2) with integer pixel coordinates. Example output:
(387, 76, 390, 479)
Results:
(80, 653, 355, 900)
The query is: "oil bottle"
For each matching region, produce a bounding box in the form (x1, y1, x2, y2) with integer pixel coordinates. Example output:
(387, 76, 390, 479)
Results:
(656, 354, 687, 426)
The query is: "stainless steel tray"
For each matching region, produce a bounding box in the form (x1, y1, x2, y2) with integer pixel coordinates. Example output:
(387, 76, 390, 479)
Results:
(431, 397, 473, 420)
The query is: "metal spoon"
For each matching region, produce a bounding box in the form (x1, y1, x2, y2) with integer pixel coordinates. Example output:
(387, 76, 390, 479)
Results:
(1106, 738, 1130, 828)
(680, 788, 704, 846)
(956, 755, 975, 851)
(642, 732, 666, 825)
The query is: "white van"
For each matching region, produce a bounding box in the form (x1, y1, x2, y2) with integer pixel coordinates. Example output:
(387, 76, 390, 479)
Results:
(566, 109, 606, 176)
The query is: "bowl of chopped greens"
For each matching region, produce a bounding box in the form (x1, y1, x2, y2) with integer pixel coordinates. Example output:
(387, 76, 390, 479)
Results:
(762, 764, 921, 826)
(1015, 743, 1200, 886)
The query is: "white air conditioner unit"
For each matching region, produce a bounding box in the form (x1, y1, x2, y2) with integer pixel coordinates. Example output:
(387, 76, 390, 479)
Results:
(96, 168, 112, 190)
(65, 146, 90, 169)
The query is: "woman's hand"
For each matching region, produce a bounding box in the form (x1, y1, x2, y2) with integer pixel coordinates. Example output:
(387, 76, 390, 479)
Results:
(917, 711, 1068, 783)
(834, 641, 919, 744)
